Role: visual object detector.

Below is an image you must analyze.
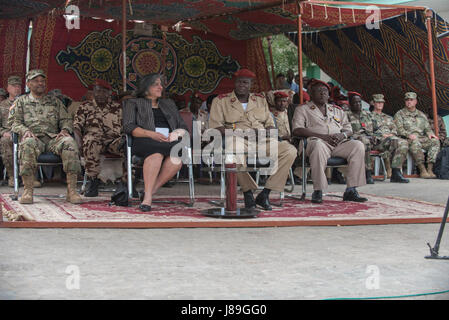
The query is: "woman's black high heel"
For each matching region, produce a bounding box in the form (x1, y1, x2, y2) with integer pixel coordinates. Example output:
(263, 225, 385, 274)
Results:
(139, 204, 152, 212)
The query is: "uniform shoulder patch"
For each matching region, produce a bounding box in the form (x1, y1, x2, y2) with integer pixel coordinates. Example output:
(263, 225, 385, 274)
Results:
(332, 104, 343, 110)
(218, 93, 230, 99)
(253, 93, 265, 98)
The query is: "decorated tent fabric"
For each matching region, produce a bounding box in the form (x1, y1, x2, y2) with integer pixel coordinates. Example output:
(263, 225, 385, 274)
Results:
(29, 15, 270, 100)
(0, 18, 28, 88)
(2, 1, 405, 40)
(289, 12, 449, 116)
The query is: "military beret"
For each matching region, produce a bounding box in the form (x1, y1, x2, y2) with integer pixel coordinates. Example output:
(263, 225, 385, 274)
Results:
(348, 91, 362, 99)
(309, 79, 331, 92)
(274, 91, 289, 98)
(372, 94, 385, 103)
(94, 79, 112, 90)
(7, 75, 22, 85)
(26, 69, 46, 81)
(0, 88, 7, 96)
(234, 68, 256, 79)
(405, 92, 417, 100)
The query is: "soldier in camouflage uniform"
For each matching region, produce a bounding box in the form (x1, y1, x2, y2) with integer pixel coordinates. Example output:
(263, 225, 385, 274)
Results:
(73, 79, 124, 197)
(10, 69, 82, 204)
(426, 108, 449, 148)
(370, 94, 409, 183)
(0, 76, 21, 187)
(0, 88, 7, 102)
(346, 92, 375, 184)
(0, 75, 42, 188)
(394, 92, 440, 178)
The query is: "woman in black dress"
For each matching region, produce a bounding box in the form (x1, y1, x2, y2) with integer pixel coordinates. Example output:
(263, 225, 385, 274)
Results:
(123, 73, 188, 211)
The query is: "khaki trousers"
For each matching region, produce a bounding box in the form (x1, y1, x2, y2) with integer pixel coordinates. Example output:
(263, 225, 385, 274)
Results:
(306, 138, 366, 191)
(225, 136, 297, 193)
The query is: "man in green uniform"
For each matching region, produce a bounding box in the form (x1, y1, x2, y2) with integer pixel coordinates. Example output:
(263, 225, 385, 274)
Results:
(394, 92, 440, 178)
(345, 92, 375, 184)
(10, 69, 82, 204)
(370, 94, 409, 183)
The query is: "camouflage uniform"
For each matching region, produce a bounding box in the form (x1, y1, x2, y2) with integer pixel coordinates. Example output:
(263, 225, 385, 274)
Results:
(73, 100, 123, 178)
(10, 93, 81, 177)
(428, 114, 449, 148)
(0, 98, 14, 175)
(394, 107, 440, 165)
(371, 111, 409, 168)
(346, 110, 374, 170)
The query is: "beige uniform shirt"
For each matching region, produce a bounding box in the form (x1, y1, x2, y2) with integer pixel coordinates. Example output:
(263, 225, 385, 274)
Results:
(209, 91, 275, 131)
(292, 101, 352, 137)
(271, 110, 290, 138)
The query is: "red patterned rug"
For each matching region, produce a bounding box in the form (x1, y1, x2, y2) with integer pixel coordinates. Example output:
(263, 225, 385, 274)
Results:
(0, 193, 445, 228)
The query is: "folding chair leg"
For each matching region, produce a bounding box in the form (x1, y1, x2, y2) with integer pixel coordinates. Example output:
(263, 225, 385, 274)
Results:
(80, 172, 88, 194)
(187, 148, 195, 207)
(379, 157, 387, 181)
(39, 166, 44, 185)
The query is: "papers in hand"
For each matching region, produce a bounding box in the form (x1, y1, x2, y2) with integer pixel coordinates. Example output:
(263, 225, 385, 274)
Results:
(155, 127, 169, 138)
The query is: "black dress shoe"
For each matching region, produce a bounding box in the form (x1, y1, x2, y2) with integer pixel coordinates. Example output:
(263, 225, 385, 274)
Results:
(390, 168, 410, 183)
(343, 189, 368, 202)
(84, 178, 100, 197)
(331, 168, 346, 184)
(139, 204, 152, 212)
(311, 190, 323, 204)
(244, 191, 256, 209)
(255, 192, 272, 211)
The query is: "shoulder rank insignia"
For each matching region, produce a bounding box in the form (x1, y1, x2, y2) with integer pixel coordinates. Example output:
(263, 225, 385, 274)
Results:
(333, 104, 343, 110)
(218, 93, 230, 100)
(9, 103, 16, 115)
(310, 105, 316, 110)
(253, 93, 265, 98)
(231, 97, 236, 103)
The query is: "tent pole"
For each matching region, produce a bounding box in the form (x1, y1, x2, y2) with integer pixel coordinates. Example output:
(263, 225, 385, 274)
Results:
(297, 1, 303, 104)
(122, 0, 127, 92)
(425, 9, 439, 137)
(267, 36, 276, 89)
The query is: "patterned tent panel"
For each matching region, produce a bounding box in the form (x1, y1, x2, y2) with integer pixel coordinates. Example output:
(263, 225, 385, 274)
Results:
(289, 11, 449, 116)
(28, 15, 271, 100)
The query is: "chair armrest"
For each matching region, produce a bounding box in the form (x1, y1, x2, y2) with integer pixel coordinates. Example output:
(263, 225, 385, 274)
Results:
(12, 132, 18, 144)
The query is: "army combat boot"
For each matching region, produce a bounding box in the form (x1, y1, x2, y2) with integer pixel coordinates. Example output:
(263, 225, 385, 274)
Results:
(5, 164, 14, 187)
(418, 163, 431, 179)
(427, 163, 436, 179)
(19, 175, 34, 204)
(66, 173, 82, 204)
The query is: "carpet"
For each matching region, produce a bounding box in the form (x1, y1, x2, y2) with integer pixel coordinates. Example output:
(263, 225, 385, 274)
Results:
(0, 193, 445, 228)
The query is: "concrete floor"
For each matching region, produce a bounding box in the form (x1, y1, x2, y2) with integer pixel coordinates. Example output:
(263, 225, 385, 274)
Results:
(1, 178, 449, 299)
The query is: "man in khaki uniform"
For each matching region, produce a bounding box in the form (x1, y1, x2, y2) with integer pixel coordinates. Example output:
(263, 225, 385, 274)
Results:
(10, 69, 82, 204)
(270, 91, 291, 141)
(292, 79, 367, 204)
(209, 68, 297, 210)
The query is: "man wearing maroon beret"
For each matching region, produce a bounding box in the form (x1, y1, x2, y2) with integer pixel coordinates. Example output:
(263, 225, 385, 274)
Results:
(73, 79, 124, 197)
(209, 68, 297, 210)
(292, 80, 367, 203)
